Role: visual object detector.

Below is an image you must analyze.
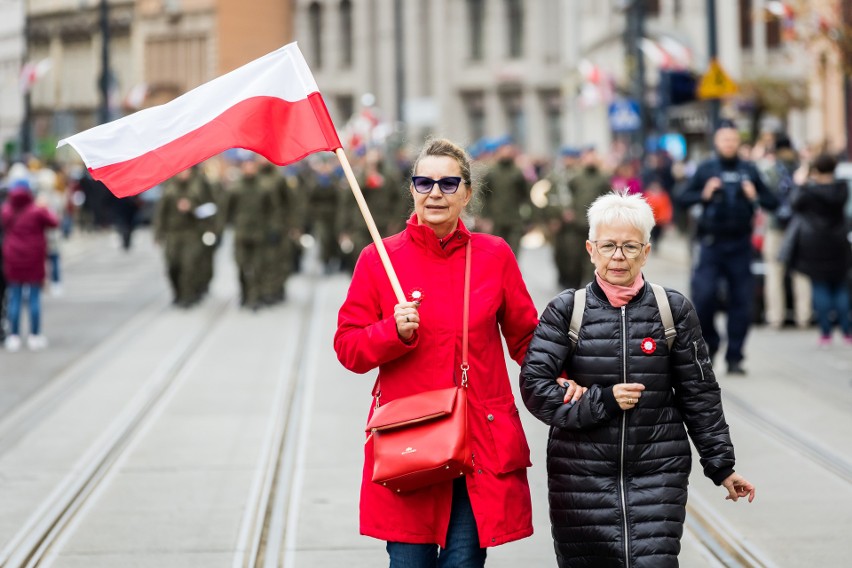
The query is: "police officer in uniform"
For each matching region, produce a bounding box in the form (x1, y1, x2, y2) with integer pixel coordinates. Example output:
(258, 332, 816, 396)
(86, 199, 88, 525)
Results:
(677, 121, 778, 374)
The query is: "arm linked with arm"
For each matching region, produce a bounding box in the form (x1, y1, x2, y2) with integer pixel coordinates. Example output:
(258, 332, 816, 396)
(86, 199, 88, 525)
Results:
(520, 292, 619, 430)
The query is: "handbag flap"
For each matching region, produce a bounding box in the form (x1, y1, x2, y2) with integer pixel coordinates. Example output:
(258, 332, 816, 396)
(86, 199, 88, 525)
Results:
(366, 387, 458, 432)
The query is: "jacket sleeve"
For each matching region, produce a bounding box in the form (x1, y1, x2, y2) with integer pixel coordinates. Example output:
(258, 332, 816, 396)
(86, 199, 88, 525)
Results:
(675, 162, 710, 209)
(668, 292, 736, 485)
(520, 291, 620, 430)
(497, 244, 539, 365)
(333, 246, 417, 374)
(750, 163, 779, 211)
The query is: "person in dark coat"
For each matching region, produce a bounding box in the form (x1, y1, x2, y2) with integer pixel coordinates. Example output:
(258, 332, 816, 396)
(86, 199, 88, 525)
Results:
(1, 178, 59, 351)
(521, 191, 755, 568)
(785, 153, 851, 345)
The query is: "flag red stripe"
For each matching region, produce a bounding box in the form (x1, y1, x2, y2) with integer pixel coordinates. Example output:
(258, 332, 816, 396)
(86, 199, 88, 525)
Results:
(89, 92, 341, 197)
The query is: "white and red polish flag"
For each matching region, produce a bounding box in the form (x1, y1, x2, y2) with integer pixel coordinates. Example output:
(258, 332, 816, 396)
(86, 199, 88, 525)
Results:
(58, 43, 341, 198)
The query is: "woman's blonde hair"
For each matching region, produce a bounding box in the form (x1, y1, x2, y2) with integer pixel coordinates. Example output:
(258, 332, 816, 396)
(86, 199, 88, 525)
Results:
(587, 189, 655, 243)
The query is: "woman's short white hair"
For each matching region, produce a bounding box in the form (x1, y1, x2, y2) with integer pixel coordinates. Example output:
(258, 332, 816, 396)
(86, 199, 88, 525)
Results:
(587, 189, 656, 243)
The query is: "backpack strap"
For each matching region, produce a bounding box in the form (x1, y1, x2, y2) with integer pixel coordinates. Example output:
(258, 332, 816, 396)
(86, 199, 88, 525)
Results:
(568, 284, 676, 350)
(567, 288, 586, 346)
(650, 283, 676, 349)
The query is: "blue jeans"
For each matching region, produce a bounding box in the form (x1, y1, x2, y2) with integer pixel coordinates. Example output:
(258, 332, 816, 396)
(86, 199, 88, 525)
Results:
(691, 236, 753, 363)
(48, 252, 61, 283)
(386, 478, 486, 568)
(811, 280, 851, 337)
(7, 283, 42, 336)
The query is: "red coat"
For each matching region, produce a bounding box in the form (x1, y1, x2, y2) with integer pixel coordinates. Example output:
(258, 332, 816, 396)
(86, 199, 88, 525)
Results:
(1, 190, 59, 284)
(334, 215, 539, 548)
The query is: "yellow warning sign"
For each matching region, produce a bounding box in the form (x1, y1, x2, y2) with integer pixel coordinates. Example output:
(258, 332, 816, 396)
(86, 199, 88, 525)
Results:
(697, 59, 738, 100)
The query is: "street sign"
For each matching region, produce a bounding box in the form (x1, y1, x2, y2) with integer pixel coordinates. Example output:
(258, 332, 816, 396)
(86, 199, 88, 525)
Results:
(608, 99, 642, 133)
(697, 58, 738, 99)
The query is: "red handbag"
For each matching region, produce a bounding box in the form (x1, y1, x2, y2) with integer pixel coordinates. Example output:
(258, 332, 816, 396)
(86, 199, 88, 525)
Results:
(366, 242, 474, 493)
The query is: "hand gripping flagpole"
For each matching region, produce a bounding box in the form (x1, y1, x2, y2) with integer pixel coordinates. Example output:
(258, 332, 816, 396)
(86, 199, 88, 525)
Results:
(335, 148, 406, 304)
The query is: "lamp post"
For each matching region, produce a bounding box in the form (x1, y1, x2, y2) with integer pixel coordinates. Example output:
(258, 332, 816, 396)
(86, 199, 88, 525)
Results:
(98, 0, 111, 124)
(706, 0, 720, 132)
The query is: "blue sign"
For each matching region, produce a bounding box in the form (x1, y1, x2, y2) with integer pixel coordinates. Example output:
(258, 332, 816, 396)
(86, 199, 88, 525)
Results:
(608, 99, 642, 133)
(659, 133, 687, 162)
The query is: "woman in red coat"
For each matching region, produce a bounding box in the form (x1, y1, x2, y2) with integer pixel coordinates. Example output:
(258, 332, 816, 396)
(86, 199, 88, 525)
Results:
(2, 178, 59, 351)
(335, 139, 556, 566)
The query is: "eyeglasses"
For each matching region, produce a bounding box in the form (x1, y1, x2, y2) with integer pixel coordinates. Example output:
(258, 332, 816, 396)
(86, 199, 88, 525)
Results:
(592, 240, 646, 258)
(411, 176, 464, 194)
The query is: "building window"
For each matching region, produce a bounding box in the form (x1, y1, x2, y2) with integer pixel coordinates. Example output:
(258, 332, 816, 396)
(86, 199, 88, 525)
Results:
(309, 2, 323, 69)
(645, 0, 660, 17)
(468, 0, 485, 61)
(340, 0, 353, 68)
(336, 94, 354, 124)
(541, 90, 562, 154)
(506, 0, 523, 58)
(501, 89, 525, 148)
(739, 0, 752, 48)
(766, 9, 781, 48)
(462, 91, 486, 142)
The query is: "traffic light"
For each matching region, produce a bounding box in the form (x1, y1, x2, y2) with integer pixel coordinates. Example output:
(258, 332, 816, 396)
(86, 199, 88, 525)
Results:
(660, 70, 698, 106)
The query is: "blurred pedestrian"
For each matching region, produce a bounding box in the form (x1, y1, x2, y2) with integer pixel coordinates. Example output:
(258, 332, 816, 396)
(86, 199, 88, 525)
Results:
(113, 196, 141, 251)
(0, 183, 7, 342)
(643, 177, 673, 247)
(1, 178, 59, 351)
(783, 153, 851, 346)
(31, 161, 65, 296)
(335, 138, 545, 566)
(521, 191, 756, 568)
(480, 138, 530, 256)
(758, 134, 812, 329)
(676, 121, 778, 374)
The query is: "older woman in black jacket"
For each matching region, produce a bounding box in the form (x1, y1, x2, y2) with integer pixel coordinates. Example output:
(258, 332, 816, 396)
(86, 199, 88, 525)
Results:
(520, 191, 754, 568)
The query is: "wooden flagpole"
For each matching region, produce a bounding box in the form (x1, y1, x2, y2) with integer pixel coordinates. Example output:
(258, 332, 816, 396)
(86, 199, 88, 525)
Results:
(335, 148, 406, 303)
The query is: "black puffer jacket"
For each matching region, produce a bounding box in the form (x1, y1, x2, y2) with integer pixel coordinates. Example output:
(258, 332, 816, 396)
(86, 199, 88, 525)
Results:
(521, 279, 736, 568)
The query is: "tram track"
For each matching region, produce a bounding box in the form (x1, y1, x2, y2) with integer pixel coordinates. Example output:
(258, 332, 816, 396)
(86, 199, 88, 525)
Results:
(234, 276, 326, 568)
(683, 385, 852, 567)
(0, 296, 233, 568)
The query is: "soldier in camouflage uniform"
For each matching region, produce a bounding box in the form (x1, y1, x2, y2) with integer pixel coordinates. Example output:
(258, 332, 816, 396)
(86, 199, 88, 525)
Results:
(480, 140, 530, 256)
(225, 158, 281, 309)
(153, 167, 214, 307)
(558, 147, 613, 289)
(541, 148, 581, 289)
(304, 158, 342, 274)
(340, 148, 406, 272)
(257, 159, 299, 303)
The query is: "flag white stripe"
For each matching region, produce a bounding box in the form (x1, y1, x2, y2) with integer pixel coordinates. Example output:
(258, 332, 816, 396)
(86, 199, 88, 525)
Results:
(58, 43, 318, 169)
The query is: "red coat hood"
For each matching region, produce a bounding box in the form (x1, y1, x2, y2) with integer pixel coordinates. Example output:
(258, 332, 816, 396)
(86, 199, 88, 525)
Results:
(7, 189, 34, 210)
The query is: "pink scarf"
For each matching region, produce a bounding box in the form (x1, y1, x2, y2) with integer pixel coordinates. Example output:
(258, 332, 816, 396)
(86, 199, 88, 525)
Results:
(595, 272, 645, 308)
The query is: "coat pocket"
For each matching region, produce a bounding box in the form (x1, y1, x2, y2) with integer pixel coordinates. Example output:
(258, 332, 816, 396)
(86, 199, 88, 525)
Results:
(476, 397, 532, 474)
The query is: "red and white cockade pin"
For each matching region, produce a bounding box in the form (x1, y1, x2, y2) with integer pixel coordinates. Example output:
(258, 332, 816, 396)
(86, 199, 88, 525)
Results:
(408, 288, 424, 305)
(640, 337, 656, 354)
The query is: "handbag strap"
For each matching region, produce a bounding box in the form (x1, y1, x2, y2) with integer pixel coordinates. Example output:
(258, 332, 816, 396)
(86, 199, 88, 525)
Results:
(460, 240, 471, 387)
(374, 240, 472, 407)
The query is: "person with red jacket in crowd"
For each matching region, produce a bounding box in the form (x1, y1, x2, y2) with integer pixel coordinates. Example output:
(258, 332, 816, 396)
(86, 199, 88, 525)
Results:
(334, 138, 583, 567)
(1, 178, 59, 351)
